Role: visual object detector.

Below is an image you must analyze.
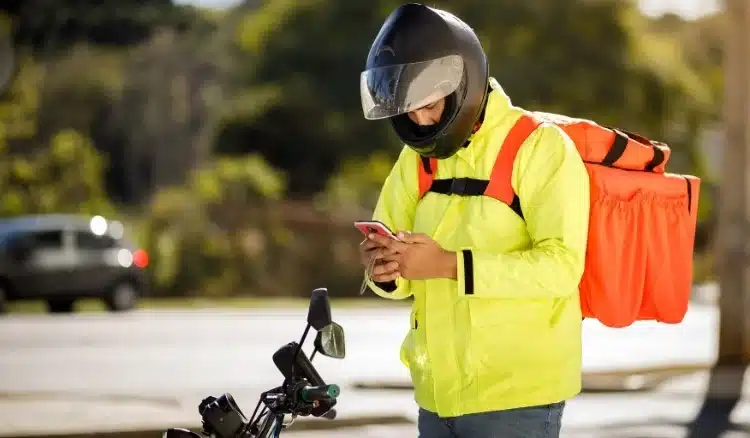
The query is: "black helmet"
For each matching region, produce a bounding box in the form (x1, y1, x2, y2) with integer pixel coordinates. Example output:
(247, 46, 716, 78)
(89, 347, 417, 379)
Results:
(360, 3, 489, 159)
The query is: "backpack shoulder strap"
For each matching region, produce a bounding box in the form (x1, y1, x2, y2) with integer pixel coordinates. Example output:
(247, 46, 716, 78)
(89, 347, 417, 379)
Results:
(484, 114, 541, 216)
(417, 156, 438, 200)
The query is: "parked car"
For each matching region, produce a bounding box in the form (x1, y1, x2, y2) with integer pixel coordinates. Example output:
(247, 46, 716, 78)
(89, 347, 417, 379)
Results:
(0, 214, 150, 313)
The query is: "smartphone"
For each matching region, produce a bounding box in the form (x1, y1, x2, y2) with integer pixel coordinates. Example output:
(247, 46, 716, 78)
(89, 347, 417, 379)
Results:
(354, 220, 401, 241)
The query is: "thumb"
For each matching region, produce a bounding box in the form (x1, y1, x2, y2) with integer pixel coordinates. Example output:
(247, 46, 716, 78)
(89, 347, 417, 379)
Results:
(399, 232, 432, 244)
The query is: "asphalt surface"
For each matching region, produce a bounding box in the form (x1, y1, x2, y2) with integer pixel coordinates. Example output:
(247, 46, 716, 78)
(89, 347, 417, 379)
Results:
(0, 304, 740, 437)
(0, 305, 719, 394)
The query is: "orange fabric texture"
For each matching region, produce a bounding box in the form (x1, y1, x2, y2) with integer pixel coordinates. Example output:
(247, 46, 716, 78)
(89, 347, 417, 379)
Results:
(484, 115, 541, 203)
(416, 112, 701, 328)
(579, 165, 700, 327)
(532, 112, 671, 172)
(417, 157, 438, 199)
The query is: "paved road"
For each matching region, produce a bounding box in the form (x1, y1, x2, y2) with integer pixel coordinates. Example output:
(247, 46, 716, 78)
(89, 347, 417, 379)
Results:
(0, 304, 718, 394)
(0, 304, 730, 436)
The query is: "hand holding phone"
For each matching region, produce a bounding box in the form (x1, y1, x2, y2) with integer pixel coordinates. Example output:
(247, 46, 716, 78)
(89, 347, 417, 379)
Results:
(355, 220, 402, 294)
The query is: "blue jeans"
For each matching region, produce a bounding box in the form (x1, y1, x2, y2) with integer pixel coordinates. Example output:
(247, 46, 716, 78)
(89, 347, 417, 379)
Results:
(417, 402, 565, 438)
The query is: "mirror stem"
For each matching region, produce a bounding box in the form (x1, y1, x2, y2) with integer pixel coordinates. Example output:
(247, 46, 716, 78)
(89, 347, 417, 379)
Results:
(309, 348, 318, 362)
(291, 323, 312, 378)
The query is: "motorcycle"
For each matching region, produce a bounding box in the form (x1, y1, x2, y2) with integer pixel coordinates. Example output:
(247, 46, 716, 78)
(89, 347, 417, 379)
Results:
(163, 287, 346, 438)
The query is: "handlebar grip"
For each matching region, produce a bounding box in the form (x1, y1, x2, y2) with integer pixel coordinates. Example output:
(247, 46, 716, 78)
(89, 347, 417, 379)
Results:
(300, 384, 340, 402)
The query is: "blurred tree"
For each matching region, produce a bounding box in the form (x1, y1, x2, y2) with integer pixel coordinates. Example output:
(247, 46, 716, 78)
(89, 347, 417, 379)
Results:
(0, 0, 725, 299)
(215, 0, 398, 197)
(109, 29, 203, 202)
(650, 10, 724, 120)
(105, 5, 237, 203)
(218, 0, 715, 198)
(0, 129, 115, 217)
(314, 152, 397, 216)
(1, 0, 719, 206)
(0, 0, 211, 52)
(0, 1, 219, 204)
(0, 12, 16, 94)
(37, 47, 122, 136)
(143, 154, 286, 297)
(646, 11, 726, 253)
(0, 56, 41, 143)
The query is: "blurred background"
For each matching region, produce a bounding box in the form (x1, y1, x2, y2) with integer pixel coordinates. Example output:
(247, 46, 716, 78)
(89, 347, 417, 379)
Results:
(0, 0, 746, 437)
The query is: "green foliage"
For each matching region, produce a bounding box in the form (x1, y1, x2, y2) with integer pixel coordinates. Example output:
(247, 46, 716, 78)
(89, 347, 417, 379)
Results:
(35, 45, 125, 145)
(0, 129, 115, 218)
(138, 151, 370, 299)
(0, 0, 723, 298)
(2, 0, 214, 51)
(236, 0, 321, 56)
(649, 12, 724, 118)
(142, 154, 288, 296)
(314, 152, 395, 215)
(221, 0, 718, 199)
(5, 0, 721, 203)
(190, 154, 287, 203)
(0, 56, 42, 141)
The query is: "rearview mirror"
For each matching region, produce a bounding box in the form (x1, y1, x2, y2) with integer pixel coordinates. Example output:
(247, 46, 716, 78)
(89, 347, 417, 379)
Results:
(314, 322, 346, 359)
(307, 288, 332, 331)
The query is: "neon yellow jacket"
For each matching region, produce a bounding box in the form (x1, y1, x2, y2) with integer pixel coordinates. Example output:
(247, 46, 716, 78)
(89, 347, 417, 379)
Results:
(366, 78, 590, 417)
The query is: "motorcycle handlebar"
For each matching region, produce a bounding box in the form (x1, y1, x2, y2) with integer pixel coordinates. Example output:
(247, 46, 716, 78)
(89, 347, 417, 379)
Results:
(300, 384, 340, 403)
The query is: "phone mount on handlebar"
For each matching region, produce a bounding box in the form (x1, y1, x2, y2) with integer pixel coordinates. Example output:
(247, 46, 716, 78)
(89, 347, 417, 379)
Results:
(163, 288, 346, 438)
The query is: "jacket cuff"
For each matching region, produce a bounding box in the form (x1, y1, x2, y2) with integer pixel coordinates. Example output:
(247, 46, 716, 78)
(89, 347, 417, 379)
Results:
(374, 280, 397, 292)
(456, 249, 475, 296)
(365, 275, 408, 299)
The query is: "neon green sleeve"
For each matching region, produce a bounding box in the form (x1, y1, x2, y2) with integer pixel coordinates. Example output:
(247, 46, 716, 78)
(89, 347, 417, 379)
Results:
(457, 124, 590, 299)
(365, 147, 418, 300)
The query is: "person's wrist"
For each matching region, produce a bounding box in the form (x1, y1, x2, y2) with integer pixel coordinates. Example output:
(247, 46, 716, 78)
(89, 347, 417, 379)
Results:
(440, 250, 458, 279)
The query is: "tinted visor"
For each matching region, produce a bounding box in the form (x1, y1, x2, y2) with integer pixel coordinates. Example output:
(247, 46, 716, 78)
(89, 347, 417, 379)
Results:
(360, 55, 464, 120)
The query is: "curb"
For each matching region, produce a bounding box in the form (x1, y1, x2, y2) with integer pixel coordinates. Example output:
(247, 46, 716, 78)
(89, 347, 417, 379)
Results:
(581, 363, 711, 392)
(352, 363, 713, 394)
(2, 415, 413, 438)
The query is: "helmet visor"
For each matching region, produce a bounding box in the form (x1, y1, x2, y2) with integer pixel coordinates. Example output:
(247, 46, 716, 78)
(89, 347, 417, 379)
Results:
(360, 54, 464, 120)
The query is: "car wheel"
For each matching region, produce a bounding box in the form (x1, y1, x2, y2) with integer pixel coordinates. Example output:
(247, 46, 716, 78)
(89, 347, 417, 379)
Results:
(47, 298, 75, 313)
(0, 285, 7, 314)
(106, 282, 138, 312)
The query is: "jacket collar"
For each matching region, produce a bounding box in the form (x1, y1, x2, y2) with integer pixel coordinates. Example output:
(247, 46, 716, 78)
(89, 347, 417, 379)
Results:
(456, 77, 514, 163)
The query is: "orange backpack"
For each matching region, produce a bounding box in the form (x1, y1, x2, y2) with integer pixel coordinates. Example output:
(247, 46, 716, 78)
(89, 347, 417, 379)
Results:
(417, 112, 701, 328)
